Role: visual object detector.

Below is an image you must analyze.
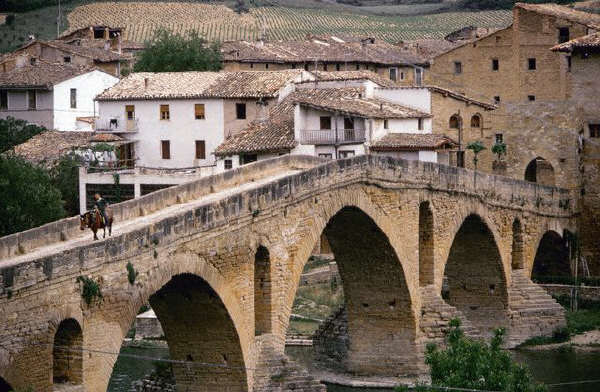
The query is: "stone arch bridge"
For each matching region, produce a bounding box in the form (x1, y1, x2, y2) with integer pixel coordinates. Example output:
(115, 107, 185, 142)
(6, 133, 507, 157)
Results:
(0, 155, 575, 392)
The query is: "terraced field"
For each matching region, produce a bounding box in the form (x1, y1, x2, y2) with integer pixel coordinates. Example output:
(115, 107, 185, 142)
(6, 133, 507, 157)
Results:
(65, 2, 512, 43)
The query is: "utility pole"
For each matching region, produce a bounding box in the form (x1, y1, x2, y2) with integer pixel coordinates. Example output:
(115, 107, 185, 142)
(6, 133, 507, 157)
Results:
(57, 0, 61, 38)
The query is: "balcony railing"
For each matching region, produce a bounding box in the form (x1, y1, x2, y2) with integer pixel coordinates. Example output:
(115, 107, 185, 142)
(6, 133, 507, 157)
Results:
(299, 129, 366, 145)
(95, 117, 139, 133)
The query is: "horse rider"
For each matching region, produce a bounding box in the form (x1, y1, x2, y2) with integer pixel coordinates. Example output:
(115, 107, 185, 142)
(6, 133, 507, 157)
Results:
(93, 193, 109, 225)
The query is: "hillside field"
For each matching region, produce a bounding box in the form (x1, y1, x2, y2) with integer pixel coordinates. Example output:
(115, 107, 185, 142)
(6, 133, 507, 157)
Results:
(0, 1, 513, 53)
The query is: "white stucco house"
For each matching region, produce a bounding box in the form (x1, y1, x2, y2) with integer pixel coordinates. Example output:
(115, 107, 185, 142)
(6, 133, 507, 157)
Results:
(78, 70, 314, 211)
(214, 72, 459, 169)
(0, 61, 119, 131)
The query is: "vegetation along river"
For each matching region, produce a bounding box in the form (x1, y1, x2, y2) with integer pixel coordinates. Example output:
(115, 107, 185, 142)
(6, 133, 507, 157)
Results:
(106, 343, 600, 392)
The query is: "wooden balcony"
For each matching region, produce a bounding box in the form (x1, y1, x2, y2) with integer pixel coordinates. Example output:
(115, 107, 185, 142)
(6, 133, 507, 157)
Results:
(299, 128, 366, 145)
(95, 117, 139, 133)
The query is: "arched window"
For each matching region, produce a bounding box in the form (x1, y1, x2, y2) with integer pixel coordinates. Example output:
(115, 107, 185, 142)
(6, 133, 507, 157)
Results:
(449, 115, 461, 129)
(524, 157, 555, 186)
(471, 114, 482, 128)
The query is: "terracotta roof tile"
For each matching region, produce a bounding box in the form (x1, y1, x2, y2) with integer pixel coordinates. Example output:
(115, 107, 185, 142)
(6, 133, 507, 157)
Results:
(308, 70, 399, 88)
(371, 133, 457, 151)
(291, 87, 430, 119)
(551, 31, 600, 52)
(10, 131, 123, 166)
(515, 2, 600, 28)
(96, 70, 308, 101)
(0, 61, 99, 89)
(221, 38, 429, 66)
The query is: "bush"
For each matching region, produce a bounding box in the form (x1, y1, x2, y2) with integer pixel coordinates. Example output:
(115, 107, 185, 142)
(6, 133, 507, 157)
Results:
(126, 261, 138, 285)
(76, 275, 103, 306)
(421, 319, 546, 392)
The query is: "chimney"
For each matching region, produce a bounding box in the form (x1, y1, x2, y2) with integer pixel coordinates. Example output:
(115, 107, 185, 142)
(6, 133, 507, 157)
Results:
(117, 32, 122, 54)
(144, 77, 149, 89)
(256, 99, 268, 122)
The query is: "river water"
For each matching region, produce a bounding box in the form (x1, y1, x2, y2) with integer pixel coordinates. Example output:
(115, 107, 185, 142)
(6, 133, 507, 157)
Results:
(107, 344, 600, 392)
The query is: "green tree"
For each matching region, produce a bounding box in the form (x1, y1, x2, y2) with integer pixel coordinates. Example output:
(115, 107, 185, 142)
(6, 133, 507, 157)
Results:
(492, 141, 507, 161)
(466, 140, 486, 170)
(0, 155, 65, 236)
(133, 29, 222, 73)
(50, 153, 84, 217)
(0, 117, 45, 153)
(234, 0, 250, 14)
(422, 319, 546, 392)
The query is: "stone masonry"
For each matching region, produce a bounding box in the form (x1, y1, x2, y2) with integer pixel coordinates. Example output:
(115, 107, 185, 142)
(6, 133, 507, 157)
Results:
(0, 155, 575, 392)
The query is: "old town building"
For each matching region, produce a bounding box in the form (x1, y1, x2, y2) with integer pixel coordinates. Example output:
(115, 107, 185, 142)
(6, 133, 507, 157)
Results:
(221, 35, 429, 85)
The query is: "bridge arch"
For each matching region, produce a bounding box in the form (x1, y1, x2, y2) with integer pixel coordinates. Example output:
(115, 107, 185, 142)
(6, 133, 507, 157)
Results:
(52, 318, 83, 386)
(285, 191, 422, 376)
(254, 245, 273, 336)
(512, 218, 524, 270)
(442, 214, 509, 335)
(524, 157, 556, 186)
(531, 230, 571, 279)
(419, 201, 435, 286)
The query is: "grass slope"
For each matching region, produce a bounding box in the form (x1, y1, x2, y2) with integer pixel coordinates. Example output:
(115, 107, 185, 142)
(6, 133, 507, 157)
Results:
(1, 0, 512, 53)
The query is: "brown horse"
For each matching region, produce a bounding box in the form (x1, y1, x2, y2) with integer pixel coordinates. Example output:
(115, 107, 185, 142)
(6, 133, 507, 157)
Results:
(80, 208, 113, 240)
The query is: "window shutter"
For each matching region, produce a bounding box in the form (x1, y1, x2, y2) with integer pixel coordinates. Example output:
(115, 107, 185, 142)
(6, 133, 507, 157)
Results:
(195, 140, 206, 159)
(195, 104, 205, 119)
(161, 140, 170, 159)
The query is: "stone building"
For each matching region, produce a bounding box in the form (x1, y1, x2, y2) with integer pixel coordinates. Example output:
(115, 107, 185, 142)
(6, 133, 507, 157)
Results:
(552, 31, 600, 273)
(221, 35, 429, 85)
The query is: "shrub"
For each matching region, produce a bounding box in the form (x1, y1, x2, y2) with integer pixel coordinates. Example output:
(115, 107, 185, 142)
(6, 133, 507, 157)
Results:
(126, 262, 138, 285)
(423, 319, 546, 392)
(76, 275, 103, 306)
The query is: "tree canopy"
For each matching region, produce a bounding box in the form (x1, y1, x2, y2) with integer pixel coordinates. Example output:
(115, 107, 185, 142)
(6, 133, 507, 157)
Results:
(0, 117, 45, 154)
(133, 29, 223, 73)
(0, 155, 65, 236)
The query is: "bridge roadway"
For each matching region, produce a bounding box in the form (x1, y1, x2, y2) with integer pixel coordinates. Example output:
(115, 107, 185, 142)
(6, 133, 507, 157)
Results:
(0, 155, 576, 392)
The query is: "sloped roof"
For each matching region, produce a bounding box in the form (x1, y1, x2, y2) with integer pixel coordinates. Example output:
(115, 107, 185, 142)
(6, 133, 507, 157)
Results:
(221, 37, 429, 66)
(0, 61, 100, 89)
(551, 31, 600, 52)
(96, 70, 308, 101)
(308, 70, 399, 88)
(373, 85, 497, 110)
(43, 40, 129, 62)
(371, 133, 457, 151)
(292, 87, 431, 119)
(397, 39, 463, 61)
(515, 2, 600, 28)
(10, 131, 123, 166)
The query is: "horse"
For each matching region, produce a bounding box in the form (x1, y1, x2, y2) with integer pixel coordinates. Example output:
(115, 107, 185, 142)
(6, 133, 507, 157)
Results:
(80, 208, 113, 240)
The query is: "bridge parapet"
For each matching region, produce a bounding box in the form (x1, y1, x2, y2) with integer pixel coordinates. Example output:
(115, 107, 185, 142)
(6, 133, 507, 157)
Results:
(0, 155, 326, 260)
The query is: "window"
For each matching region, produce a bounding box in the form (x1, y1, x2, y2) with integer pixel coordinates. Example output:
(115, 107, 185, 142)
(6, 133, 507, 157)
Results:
(241, 154, 257, 164)
(161, 140, 170, 159)
(400, 71, 405, 80)
(494, 96, 501, 104)
(528, 95, 536, 102)
(338, 150, 355, 158)
(250, 63, 254, 69)
(0, 90, 7, 110)
(265, 63, 269, 69)
(389, 67, 397, 81)
(195, 104, 205, 120)
(160, 105, 170, 120)
(224, 159, 233, 170)
(355, 64, 360, 70)
(28, 90, 36, 110)
(567, 56, 572, 72)
(449, 114, 460, 129)
(415, 68, 423, 86)
(304, 63, 309, 71)
(94, 29, 104, 39)
(344, 117, 354, 130)
(323, 64, 328, 71)
(471, 114, 481, 128)
(528, 58, 536, 70)
(418, 118, 423, 131)
(63, 56, 71, 63)
(457, 151, 465, 168)
(126, 105, 135, 120)
(320, 116, 331, 130)
(454, 61, 462, 74)
(291, 64, 296, 69)
(336, 64, 341, 71)
(492, 59, 499, 71)
(384, 119, 389, 130)
(495, 133, 503, 143)
(558, 27, 570, 44)
(30, 57, 37, 65)
(70, 88, 77, 109)
(590, 124, 600, 138)
(236, 103, 246, 120)
(318, 153, 333, 159)
(195, 140, 206, 159)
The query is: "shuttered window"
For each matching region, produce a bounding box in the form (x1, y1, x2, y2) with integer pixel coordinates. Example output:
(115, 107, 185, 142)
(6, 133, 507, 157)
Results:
(70, 88, 77, 108)
(195, 140, 206, 159)
(160, 105, 170, 120)
(161, 140, 170, 159)
(195, 104, 205, 119)
(28, 90, 36, 110)
(126, 105, 135, 120)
